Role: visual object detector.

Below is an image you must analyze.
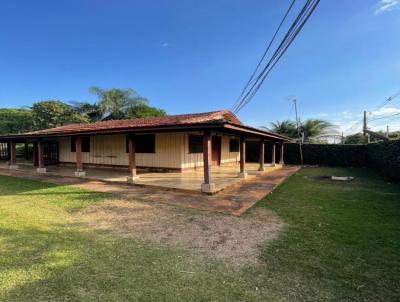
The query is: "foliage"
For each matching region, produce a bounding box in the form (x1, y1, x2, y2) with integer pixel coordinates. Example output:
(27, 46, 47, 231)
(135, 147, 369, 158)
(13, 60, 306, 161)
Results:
(265, 120, 297, 138)
(126, 103, 167, 119)
(73, 102, 103, 122)
(0, 108, 33, 135)
(300, 119, 337, 141)
(367, 139, 400, 182)
(31, 100, 88, 130)
(284, 143, 367, 167)
(344, 132, 368, 144)
(89, 87, 149, 120)
(285, 140, 400, 182)
(265, 119, 337, 142)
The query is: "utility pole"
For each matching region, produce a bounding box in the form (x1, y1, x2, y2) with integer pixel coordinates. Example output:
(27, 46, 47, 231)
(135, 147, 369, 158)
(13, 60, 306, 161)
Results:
(292, 98, 303, 165)
(386, 125, 389, 138)
(363, 110, 367, 134)
(341, 131, 344, 144)
(363, 110, 370, 143)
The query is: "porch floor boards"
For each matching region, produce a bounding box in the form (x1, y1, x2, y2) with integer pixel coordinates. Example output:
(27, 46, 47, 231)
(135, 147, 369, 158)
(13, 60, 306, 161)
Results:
(0, 162, 281, 193)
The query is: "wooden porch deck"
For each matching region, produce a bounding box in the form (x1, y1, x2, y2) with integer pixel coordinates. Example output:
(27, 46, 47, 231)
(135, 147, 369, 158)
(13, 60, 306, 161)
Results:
(0, 162, 282, 194)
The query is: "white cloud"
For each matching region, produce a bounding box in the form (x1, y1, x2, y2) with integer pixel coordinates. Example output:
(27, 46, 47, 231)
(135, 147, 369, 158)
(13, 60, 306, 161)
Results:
(161, 43, 169, 47)
(318, 113, 329, 117)
(375, 0, 399, 14)
(369, 106, 400, 116)
(341, 111, 354, 120)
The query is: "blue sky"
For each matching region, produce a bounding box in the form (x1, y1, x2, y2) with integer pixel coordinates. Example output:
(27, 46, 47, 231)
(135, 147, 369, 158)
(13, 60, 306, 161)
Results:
(0, 0, 399, 133)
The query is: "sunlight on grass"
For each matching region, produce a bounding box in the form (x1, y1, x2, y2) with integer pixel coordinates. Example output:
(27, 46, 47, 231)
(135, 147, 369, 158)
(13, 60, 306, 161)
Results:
(0, 171, 399, 301)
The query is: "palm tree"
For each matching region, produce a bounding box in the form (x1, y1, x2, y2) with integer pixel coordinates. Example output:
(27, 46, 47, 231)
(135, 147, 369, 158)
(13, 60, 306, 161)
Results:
(263, 119, 337, 141)
(263, 120, 297, 138)
(89, 87, 148, 120)
(300, 119, 337, 141)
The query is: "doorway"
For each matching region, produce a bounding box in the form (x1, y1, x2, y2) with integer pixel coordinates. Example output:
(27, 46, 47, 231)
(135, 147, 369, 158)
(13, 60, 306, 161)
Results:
(211, 136, 221, 166)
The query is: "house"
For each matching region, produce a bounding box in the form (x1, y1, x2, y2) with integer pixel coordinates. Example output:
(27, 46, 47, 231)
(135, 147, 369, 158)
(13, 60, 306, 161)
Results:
(0, 110, 290, 193)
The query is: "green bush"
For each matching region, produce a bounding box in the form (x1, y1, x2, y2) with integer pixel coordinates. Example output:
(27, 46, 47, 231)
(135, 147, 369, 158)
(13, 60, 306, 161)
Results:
(284, 140, 400, 182)
(367, 139, 400, 182)
(284, 143, 367, 167)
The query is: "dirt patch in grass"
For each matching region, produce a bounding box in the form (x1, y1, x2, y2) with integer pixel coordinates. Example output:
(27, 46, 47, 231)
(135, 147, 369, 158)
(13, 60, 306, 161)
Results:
(76, 199, 284, 266)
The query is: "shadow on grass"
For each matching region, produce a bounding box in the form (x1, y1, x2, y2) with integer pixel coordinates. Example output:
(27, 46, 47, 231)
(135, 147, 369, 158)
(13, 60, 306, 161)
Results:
(0, 219, 266, 302)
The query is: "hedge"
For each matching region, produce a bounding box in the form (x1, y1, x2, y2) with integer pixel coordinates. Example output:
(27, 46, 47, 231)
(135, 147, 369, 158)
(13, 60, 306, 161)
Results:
(283, 143, 367, 167)
(283, 139, 400, 182)
(367, 140, 400, 182)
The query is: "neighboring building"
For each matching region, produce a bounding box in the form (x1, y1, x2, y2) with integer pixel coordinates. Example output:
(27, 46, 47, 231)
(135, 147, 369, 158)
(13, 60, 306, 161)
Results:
(0, 110, 290, 192)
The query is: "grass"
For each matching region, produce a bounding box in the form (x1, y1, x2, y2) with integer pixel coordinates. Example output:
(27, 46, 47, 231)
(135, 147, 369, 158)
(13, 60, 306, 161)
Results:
(0, 167, 399, 301)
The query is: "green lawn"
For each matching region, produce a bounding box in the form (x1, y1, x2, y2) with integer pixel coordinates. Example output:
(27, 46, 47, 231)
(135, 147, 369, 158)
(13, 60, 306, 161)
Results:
(0, 167, 399, 301)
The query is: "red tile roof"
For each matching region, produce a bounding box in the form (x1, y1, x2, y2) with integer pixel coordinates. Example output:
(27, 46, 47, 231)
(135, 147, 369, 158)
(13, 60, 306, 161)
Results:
(23, 110, 243, 136)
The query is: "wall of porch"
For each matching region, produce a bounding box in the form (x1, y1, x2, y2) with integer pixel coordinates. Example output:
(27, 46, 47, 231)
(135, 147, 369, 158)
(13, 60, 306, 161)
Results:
(58, 132, 239, 170)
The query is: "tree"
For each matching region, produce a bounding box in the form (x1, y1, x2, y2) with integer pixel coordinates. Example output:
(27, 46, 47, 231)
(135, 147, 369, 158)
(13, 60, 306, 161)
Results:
(344, 133, 368, 144)
(264, 120, 297, 138)
(300, 119, 336, 142)
(263, 118, 337, 142)
(0, 108, 33, 135)
(89, 87, 148, 120)
(126, 103, 166, 119)
(32, 100, 88, 130)
(74, 102, 103, 122)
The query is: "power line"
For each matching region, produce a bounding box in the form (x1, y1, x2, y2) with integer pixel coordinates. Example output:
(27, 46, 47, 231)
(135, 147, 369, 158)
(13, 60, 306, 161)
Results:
(234, 0, 318, 113)
(373, 90, 400, 111)
(368, 112, 400, 123)
(232, 0, 321, 114)
(344, 90, 400, 135)
(232, 0, 297, 111)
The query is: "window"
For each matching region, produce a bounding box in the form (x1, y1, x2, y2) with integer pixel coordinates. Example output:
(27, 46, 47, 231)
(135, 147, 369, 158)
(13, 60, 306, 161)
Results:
(126, 134, 155, 153)
(229, 139, 239, 152)
(188, 135, 203, 153)
(71, 137, 90, 153)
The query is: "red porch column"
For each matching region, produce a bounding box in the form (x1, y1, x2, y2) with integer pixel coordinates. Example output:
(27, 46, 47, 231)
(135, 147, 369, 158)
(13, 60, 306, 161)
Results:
(258, 139, 265, 172)
(127, 135, 138, 183)
(271, 143, 276, 166)
(33, 142, 38, 166)
(74, 137, 86, 177)
(279, 143, 285, 164)
(201, 131, 214, 193)
(239, 136, 247, 178)
(36, 140, 47, 173)
(8, 141, 18, 169)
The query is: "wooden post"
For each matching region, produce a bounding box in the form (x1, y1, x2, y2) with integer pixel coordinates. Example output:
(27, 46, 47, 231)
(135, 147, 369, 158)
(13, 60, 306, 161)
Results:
(201, 131, 214, 193)
(6, 142, 11, 160)
(271, 143, 276, 166)
(74, 137, 85, 177)
(239, 136, 247, 178)
(33, 142, 38, 166)
(36, 140, 46, 173)
(127, 135, 138, 182)
(10, 142, 16, 164)
(279, 143, 285, 164)
(8, 141, 18, 169)
(258, 139, 265, 171)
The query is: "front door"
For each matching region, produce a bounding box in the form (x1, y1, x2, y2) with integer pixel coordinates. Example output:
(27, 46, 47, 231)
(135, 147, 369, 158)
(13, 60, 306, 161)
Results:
(211, 136, 221, 166)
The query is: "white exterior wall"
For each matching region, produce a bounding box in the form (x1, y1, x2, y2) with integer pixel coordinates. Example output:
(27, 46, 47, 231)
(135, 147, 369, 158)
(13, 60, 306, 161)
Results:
(58, 132, 239, 170)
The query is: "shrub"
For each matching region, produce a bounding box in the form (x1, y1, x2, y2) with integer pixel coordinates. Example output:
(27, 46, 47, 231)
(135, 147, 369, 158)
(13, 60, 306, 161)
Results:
(284, 143, 367, 167)
(367, 139, 400, 182)
(284, 140, 400, 182)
